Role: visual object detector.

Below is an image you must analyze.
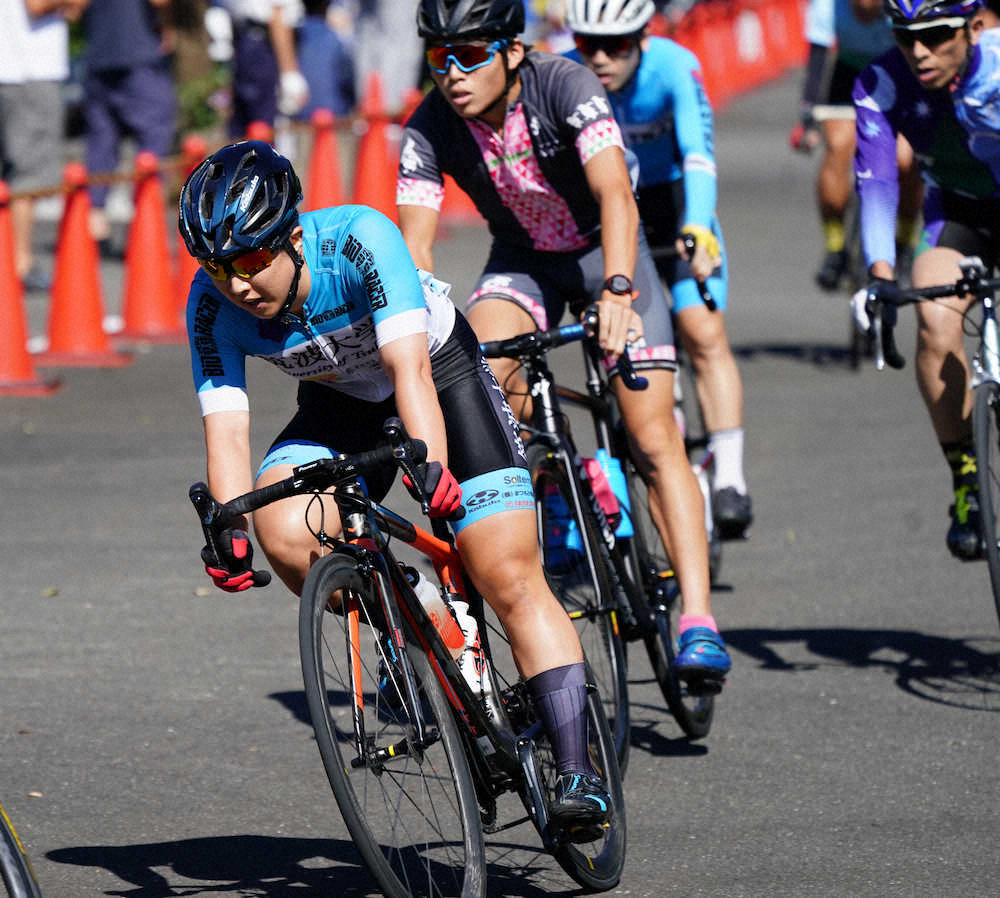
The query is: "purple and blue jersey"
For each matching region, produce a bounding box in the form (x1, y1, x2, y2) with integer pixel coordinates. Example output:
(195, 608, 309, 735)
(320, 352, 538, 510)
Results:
(854, 31, 1000, 267)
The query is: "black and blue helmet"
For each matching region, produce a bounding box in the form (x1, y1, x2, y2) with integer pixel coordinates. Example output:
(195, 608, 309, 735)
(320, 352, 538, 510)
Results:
(179, 140, 302, 260)
(884, 0, 981, 25)
(417, 0, 525, 41)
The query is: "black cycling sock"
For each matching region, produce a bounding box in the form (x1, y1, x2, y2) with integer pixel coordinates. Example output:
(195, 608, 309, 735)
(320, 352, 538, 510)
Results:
(942, 436, 978, 491)
(527, 661, 590, 777)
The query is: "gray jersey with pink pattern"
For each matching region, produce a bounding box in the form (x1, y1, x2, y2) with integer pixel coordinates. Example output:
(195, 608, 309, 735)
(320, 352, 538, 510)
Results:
(397, 51, 624, 252)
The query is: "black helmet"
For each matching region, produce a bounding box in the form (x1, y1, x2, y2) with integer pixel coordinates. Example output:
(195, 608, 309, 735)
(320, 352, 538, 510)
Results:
(417, 0, 525, 41)
(179, 140, 302, 260)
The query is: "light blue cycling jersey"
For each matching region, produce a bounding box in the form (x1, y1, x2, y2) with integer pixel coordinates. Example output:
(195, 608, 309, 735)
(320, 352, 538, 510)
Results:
(854, 30, 1000, 266)
(567, 36, 716, 227)
(806, 0, 894, 69)
(186, 205, 456, 416)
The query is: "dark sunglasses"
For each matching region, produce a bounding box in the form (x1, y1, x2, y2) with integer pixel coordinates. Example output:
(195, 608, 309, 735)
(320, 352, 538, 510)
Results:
(573, 33, 640, 58)
(425, 40, 506, 74)
(892, 22, 963, 49)
(199, 244, 283, 281)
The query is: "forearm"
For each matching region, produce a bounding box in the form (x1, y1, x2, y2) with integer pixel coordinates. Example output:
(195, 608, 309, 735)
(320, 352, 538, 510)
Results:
(392, 367, 449, 466)
(397, 204, 439, 272)
(599, 184, 638, 281)
(268, 7, 298, 74)
(204, 411, 253, 530)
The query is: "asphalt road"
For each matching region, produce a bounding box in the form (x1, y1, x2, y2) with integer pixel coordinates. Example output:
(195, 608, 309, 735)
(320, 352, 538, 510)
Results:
(3, 72, 999, 898)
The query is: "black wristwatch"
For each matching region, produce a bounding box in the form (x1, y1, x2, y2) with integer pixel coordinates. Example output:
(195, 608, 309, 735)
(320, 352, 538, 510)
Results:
(602, 274, 633, 297)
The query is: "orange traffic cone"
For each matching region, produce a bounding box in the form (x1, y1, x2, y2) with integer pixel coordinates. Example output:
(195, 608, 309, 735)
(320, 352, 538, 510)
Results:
(119, 152, 185, 343)
(0, 181, 60, 395)
(174, 135, 207, 324)
(400, 87, 424, 125)
(352, 73, 398, 220)
(246, 120, 275, 143)
(305, 108, 344, 211)
(440, 174, 483, 227)
(36, 163, 131, 367)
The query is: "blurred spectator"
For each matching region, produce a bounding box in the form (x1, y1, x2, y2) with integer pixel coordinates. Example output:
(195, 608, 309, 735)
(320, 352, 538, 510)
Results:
(296, 0, 355, 119)
(354, 0, 421, 113)
(0, 0, 87, 290)
(81, 0, 177, 247)
(222, 0, 309, 135)
(981, 0, 1000, 26)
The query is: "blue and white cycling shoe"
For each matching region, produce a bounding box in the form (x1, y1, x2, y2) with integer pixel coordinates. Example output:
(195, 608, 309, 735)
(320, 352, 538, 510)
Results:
(675, 627, 731, 689)
(550, 772, 611, 842)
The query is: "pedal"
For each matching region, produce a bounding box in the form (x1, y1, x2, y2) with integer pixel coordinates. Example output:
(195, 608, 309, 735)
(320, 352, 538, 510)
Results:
(561, 821, 609, 844)
(679, 673, 724, 697)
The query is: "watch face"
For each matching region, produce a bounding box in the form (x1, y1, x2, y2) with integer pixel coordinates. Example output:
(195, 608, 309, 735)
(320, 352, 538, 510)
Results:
(605, 275, 632, 295)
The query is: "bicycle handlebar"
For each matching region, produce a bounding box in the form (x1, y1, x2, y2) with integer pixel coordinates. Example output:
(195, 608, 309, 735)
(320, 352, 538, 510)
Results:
(679, 234, 718, 311)
(189, 417, 433, 588)
(864, 258, 1000, 371)
(480, 307, 649, 391)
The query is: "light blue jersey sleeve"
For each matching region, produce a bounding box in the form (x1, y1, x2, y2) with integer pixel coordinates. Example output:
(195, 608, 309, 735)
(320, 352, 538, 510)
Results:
(333, 207, 429, 349)
(186, 270, 252, 415)
(806, 0, 835, 48)
(668, 47, 717, 229)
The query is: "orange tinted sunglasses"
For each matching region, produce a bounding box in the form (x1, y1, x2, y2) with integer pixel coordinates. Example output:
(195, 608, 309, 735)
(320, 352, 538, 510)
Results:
(199, 246, 280, 281)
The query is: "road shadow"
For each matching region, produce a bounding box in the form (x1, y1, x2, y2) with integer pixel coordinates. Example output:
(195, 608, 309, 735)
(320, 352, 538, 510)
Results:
(725, 627, 1000, 710)
(47, 835, 380, 897)
(47, 829, 610, 898)
(269, 690, 312, 728)
(732, 342, 855, 369)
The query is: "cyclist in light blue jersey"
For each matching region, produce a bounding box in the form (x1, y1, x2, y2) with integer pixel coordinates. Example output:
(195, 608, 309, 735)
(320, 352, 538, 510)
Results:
(179, 139, 612, 826)
(853, 0, 1000, 559)
(794, 0, 923, 289)
(565, 0, 753, 538)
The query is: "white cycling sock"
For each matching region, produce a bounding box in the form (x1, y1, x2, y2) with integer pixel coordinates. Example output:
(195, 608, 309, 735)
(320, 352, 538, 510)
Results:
(708, 427, 747, 495)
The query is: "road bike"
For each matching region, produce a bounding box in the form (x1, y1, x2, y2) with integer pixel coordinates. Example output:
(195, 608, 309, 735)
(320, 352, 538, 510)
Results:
(482, 310, 719, 752)
(862, 256, 1000, 627)
(0, 801, 42, 898)
(189, 418, 626, 898)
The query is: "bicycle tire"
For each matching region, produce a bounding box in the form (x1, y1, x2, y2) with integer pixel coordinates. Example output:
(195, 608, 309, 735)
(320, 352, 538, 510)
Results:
(0, 805, 42, 898)
(621, 457, 715, 740)
(528, 444, 631, 775)
(543, 665, 627, 891)
(973, 381, 1000, 628)
(299, 553, 486, 898)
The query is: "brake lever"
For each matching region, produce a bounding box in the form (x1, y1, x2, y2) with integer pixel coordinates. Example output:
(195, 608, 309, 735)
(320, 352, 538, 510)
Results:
(681, 234, 718, 312)
(189, 482, 271, 587)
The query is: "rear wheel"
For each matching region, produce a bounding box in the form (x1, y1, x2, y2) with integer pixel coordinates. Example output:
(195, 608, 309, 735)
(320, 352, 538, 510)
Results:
(299, 553, 486, 898)
(973, 381, 1000, 628)
(622, 457, 715, 739)
(546, 668, 627, 891)
(529, 444, 631, 774)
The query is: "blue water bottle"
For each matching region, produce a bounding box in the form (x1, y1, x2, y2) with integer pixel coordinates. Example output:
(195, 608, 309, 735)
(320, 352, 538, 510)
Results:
(595, 449, 633, 538)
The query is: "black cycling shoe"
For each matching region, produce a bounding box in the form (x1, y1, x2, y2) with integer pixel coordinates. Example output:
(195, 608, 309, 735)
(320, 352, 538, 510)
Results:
(550, 772, 611, 843)
(815, 249, 848, 291)
(947, 490, 985, 561)
(714, 487, 753, 540)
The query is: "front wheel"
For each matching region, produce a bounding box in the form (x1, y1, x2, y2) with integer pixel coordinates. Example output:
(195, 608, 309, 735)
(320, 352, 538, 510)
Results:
(0, 804, 42, 898)
(622, 456, 715, 739)
(299, 553, 486, 898)
(532, 667, 627, 891)
(973, 381, 1000, 628)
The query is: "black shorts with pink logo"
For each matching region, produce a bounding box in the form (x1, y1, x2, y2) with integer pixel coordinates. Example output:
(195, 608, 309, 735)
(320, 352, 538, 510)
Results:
(466, 232, 677, 375)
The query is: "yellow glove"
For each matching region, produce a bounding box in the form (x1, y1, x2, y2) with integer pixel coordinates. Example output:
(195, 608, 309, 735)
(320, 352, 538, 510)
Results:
(680, 224, 721, 263)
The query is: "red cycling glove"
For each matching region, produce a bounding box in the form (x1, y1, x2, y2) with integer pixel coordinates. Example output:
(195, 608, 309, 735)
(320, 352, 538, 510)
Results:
(201, 528, 256, 592)
(403, 461, 463, 518)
